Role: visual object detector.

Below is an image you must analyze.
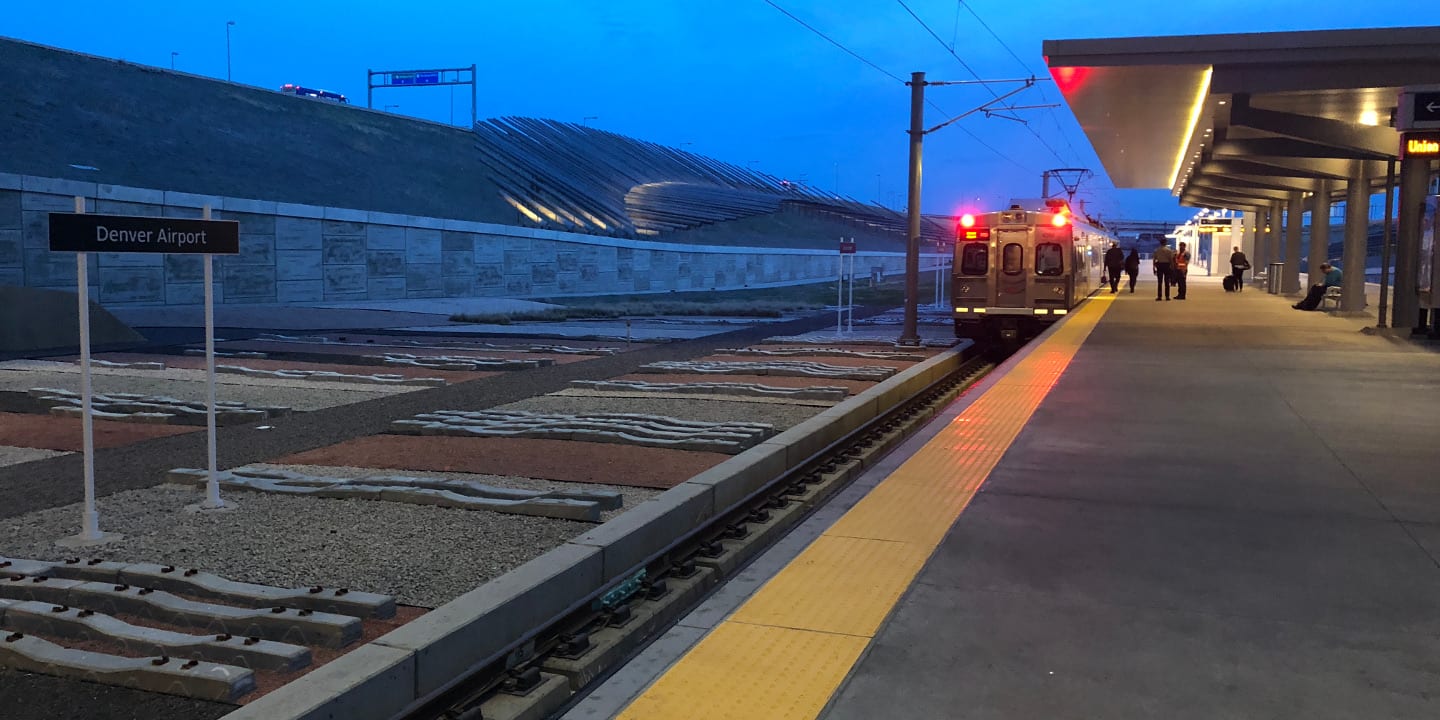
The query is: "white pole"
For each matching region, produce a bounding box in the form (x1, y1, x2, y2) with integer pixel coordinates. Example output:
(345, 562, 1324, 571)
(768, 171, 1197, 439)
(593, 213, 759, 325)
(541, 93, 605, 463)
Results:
(846, 241, 854, 333)
(75, 196, 101, 540)
(201, 204, 225, 509)
(836, 239, 843, 336)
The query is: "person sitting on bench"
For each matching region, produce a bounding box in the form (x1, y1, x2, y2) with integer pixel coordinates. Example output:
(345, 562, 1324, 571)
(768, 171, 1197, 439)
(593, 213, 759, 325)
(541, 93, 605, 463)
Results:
(1294, 262, 1342, 311)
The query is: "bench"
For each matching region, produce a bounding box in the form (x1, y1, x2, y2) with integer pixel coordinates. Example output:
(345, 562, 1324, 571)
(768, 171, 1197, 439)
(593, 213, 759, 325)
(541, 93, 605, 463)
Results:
(1319, 286, 1342, 310)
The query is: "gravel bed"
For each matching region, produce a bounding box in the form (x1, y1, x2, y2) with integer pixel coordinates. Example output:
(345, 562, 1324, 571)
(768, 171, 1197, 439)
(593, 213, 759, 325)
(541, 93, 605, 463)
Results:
(0, 484, 603, 607)
(494, 394, 824, 431)
(0, 445, 70, 467)
(0, 670, 230, 720)
(0, 369, 401, 411)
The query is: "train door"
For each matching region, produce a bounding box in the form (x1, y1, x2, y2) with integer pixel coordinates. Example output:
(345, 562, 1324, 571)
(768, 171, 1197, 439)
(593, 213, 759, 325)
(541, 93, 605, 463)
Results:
(994, 229, 1029, 308)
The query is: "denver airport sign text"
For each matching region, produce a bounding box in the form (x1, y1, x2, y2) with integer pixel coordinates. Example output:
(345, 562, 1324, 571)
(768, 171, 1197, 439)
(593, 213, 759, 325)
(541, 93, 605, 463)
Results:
(49, 212, 239, 254)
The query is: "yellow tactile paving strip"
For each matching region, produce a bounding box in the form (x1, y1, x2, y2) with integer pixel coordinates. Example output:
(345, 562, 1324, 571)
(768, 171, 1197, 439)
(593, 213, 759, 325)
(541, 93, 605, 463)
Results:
(618, 296, 1114, 720)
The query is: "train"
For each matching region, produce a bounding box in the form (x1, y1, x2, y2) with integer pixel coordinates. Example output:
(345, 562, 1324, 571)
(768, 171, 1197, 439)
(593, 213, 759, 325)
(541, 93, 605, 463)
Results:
(951, 198, 1116, 344)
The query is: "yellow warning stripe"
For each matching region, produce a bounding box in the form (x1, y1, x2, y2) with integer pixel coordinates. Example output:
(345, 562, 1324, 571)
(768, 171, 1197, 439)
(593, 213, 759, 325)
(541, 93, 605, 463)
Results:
(618, 296, 1114, 720)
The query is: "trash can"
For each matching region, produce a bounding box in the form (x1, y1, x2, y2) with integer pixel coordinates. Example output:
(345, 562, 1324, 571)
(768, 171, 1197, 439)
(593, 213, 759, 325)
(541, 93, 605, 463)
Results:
(1267, 262, 1284, 294)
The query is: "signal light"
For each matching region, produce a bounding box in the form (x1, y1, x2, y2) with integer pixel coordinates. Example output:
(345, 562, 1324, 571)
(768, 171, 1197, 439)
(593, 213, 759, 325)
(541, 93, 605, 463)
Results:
(1051, 213, 1068, 227)
(960, 214, 976, 228)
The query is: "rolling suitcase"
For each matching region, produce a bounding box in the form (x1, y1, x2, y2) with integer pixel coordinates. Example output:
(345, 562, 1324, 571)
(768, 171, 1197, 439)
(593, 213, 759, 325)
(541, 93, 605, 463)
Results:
(1222, 275, 1237, 292)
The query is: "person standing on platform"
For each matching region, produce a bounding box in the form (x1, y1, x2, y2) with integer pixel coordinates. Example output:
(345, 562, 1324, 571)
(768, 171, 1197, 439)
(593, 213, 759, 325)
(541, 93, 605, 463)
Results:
(1124, 248, 1140, 293)
(1104, 241, 1124, 293)
(1152, 240, 1176, 301)
(1229, 246, 1251, 292)
(1173, 241, 1191, 300)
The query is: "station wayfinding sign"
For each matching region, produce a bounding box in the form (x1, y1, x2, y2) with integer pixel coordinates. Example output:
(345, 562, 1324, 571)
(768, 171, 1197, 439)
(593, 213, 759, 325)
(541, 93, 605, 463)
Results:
(1399, 85, 1440, 131)
(49, 213, 240, 254)
(1401, 131, 1440, 159)
(839, 240, 857, 254)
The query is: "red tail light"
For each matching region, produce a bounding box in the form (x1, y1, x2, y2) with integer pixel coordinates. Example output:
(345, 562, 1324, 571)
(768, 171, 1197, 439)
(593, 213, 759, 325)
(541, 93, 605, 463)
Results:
(960, 213, 976, 228)
(1051, 213, 1068, 227)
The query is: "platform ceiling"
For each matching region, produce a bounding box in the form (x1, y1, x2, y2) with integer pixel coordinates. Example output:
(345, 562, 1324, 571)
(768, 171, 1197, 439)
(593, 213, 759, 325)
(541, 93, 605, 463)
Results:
(1043, 27, 1440, 211)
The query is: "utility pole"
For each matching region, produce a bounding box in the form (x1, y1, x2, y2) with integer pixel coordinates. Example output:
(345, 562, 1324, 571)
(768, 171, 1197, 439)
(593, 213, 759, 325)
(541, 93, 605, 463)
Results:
(898, 71, 926, 346)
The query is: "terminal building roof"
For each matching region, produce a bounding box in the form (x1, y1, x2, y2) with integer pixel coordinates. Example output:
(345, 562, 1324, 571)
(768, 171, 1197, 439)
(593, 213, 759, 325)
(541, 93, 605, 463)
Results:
(1042, 27, 1440, 210)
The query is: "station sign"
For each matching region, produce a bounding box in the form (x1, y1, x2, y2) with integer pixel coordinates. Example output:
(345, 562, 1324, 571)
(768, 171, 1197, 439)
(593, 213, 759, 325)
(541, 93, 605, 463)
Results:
(1399, 85, 1440, 131)
(1401, 131, 1440, 159)
(49, 213, 240, 254)
(839, 240, 857, 254)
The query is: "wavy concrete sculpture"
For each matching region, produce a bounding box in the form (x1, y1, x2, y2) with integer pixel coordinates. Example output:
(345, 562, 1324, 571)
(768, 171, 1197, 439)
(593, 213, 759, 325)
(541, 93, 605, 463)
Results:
(31, 388, 290, 426)
(391, 410, 773, 454)
(76, 359, 167, 370)
(715, 347, 926, 361)
(371, 353, 553, 371)
(216, 365, 447, 387)
(0, 556, 401, 700)
(255, 333, 618, 356)
(167, 467, 620, 522)
(637, 359, 897, 381)
(570, 379, 849, 401)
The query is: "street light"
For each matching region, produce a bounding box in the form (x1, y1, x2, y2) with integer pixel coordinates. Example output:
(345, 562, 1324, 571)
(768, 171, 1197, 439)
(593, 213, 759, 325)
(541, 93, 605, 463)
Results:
(582, 115, 598, 125)
(384, 104, 401, 112)
(170, 51, 179, 70)
(225, 21, 235, 81)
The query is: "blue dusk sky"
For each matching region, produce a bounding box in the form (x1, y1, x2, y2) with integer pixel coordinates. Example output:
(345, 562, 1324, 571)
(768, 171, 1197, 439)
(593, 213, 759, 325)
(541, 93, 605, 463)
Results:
(2, 1, 1429, 222)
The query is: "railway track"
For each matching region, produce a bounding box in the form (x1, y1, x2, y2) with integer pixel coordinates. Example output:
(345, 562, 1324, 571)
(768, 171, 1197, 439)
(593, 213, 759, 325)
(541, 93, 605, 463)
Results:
(395, 351, 1000, 720)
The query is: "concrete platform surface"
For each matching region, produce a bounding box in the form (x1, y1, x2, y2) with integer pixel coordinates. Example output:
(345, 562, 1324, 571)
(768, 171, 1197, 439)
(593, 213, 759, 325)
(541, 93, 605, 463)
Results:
(822, 276, 1440, 718)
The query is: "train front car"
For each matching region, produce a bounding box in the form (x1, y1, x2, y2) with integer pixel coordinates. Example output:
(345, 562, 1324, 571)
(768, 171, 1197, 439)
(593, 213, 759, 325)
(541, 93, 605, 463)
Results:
(952, 199, 1110, 347)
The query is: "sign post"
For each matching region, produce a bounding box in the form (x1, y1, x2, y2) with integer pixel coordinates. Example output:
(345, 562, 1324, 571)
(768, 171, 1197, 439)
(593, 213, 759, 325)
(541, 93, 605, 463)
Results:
(200, 204, 226, 510)
(838, 238, 857, 336)
(49, 206, 241, 541)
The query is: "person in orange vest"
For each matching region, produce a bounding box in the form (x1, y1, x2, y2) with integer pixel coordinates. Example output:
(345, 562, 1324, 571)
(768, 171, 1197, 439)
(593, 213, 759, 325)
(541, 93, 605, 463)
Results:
(1173, 241, 1191, 300)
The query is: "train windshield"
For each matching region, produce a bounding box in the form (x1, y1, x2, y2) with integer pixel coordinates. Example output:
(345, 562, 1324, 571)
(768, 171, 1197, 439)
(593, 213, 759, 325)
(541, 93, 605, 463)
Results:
(1002, 243, 1024, 274)
(959, 243, 988, 276)
(1036, 243, 1064, 276)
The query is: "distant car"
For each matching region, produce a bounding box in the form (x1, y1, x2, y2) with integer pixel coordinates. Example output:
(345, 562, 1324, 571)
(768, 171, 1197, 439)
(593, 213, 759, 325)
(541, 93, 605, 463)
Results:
(279, 84, 348, 103)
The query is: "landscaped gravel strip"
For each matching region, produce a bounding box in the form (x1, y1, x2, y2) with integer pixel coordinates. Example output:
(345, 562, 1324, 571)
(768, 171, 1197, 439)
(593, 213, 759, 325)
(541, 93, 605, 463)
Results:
(0, 446, 70, 468)
(0, 484, 638, 608)
(0, 310, 871, 520)
(496, 395, 824, 431)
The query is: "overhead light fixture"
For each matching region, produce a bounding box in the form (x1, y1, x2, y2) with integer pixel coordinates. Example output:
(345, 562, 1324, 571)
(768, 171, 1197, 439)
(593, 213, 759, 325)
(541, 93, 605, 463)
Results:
(1169, 66, 1214, 192)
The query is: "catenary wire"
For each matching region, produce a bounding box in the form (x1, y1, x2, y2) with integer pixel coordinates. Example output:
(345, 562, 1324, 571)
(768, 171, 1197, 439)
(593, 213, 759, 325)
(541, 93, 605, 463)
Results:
(762, 0, 1029, 173)
(895, 0, 1067, 165)
(956, 0, 1083, 164)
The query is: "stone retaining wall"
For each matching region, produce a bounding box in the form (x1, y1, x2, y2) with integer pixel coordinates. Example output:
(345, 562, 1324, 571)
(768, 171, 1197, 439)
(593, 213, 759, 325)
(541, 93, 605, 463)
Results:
(0, 173, 933, 307)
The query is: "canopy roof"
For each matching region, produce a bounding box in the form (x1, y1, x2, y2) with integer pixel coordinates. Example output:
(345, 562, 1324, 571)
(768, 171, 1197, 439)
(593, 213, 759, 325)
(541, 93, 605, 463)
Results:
(1043, 27, 1440, 210)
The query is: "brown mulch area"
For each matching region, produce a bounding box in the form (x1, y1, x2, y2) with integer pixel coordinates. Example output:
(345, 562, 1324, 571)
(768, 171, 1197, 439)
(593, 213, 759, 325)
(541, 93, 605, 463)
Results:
(276, 435, 729, 489)
(94, 353, 497, 383)
(0, 412, 199, 451)
(615, 372, 878, 395)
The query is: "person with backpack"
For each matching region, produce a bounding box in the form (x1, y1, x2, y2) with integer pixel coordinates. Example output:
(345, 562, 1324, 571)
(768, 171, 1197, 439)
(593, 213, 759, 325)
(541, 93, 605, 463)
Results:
(1124, 248, 1140, 293)
(1104, 241, 1125, 293)
(1229, 246, 1251, 292)
(1173, 241, 1191, 300)
(1152, 239, 1176, 301)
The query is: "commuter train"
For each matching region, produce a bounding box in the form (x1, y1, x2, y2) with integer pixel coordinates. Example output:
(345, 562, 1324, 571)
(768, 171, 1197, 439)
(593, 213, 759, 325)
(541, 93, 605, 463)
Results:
(951, 199, 1115, 344)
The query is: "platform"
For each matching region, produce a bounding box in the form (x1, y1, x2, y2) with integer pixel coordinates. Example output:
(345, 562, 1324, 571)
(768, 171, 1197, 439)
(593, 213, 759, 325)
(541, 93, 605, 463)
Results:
(586, 275, 1440, 719)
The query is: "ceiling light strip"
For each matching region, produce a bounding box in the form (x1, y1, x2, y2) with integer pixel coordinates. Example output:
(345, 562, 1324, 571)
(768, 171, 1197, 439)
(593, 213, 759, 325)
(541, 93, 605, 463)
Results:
(1169, 66, 1214, 193)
